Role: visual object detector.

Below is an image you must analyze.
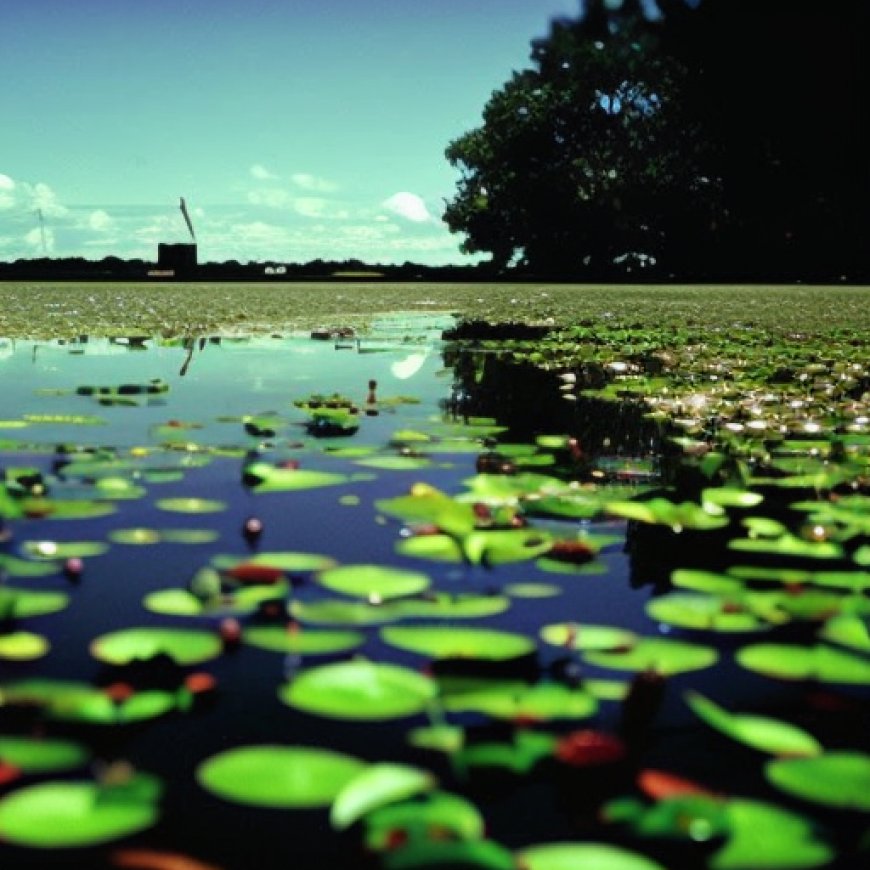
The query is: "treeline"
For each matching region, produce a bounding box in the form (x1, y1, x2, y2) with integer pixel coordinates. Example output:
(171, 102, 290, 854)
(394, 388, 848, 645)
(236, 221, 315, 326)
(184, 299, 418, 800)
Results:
(0, 256, 498, 283)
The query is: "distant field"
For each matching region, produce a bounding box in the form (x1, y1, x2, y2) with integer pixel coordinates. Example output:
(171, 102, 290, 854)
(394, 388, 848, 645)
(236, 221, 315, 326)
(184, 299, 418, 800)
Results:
(1, 280, 869, 338)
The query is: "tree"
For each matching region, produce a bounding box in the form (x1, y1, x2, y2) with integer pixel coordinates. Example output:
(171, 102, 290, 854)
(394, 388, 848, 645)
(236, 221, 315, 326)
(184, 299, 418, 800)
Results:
(444, 0, 869, 282)
(443, 0, 722, 278)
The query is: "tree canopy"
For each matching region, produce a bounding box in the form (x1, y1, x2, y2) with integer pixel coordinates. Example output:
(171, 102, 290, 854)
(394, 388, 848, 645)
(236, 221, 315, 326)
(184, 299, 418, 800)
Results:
(443, 0, 869, 282)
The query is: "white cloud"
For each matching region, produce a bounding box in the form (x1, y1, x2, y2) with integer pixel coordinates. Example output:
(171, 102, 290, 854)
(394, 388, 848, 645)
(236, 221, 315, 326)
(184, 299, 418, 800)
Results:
(291, 173, 339, 193)
(25, 226, 55, 253)
(88, 209, 114, 232)
(0, 174, 15, 210)
(250, 163, 278, 180)
(382, 192, 433, 223)
(247, 188, 294, 209)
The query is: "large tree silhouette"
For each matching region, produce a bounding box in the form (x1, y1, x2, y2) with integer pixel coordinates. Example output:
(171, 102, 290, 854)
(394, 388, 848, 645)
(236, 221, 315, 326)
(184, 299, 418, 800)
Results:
(444, 0, 869, 281)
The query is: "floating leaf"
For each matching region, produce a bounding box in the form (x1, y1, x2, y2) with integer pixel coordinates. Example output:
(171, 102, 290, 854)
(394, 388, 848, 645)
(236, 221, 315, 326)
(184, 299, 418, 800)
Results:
(444, 682, 597, 723)
(155, 498, 226, 514)
(646, 593, 769, 633)
(0, 554, 59, 578)
(381, 625, 534, 661)
(0, 774, 160, 847)
(280, 659, 436, 720)
(765, 752, 870, 811)
(331, 763, 435, 829)
(820, 615, 870, 652)
(214, 551, 336, 573)
(685, 691, 822, 757)
(354, 455, 433, 470)
(407, 725, 465, 754)
(245, 462, 348, 493)
(0, 736, 88, 774)
(197, 745, 365, 808)
(109, 527, 162, 545)
(91, 627, 222, 666)
(363, 791, 484, 852)
(0, 587, 68, 619)
(736, 643, 870, 684)
(584, 637, 718, 676)
(317, 564, 430, 600)
(0, 631, 49, 660)
(518, 842, 667, 870)
(20, 540, 108, 560)
(244, 625, 364, 656)
(505, 583, 561, 598)
(605, 498, 729, 531)
(671, 569, 744, 594)
(540, 623, 637, 652)
(144, 584, 287, 618)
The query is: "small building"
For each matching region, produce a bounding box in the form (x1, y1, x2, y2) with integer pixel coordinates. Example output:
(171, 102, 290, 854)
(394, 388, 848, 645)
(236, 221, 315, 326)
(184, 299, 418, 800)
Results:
(157, 243, 198, 274)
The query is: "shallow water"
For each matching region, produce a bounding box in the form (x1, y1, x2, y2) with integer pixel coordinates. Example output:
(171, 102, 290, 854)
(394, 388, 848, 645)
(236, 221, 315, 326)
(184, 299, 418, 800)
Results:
(0, 316, 865, 870)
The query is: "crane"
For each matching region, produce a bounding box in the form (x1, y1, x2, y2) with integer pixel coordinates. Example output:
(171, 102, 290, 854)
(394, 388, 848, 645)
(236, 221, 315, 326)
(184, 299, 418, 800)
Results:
(179, 197, 196, 242)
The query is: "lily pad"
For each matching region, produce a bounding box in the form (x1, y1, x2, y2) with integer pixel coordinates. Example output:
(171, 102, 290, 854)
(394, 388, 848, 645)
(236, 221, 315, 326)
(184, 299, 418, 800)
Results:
(0, 774, 160, 847)
(354, 455, 433, 470)
(505, 583, 561, 599)
(363, 791, 484, 851)
(540, 623, 637, 651)
(109, 527, 162, 545)
(685, 691, 822, 756)
(0, 587, 69, 619)
(197, 745, 365, 808)
(243, 625, 364, 656)
(443, 681, 598, 722)
(736, 643, 870, 684)
(214, 551, 336, 573)
(155, 497, 227, 514)
(317, 564, 430, 600)
(765, 752, 870, 811)
(0, 554, 59, 578)
(0, 631, 50, 660)
(244, 462, 348, 493)
(518, 842, 667, 870)
(583, 636, 719, 676)
(331, 763, 436, 829)
(91, 627, 223, 666)
(0, 736, 89, 774)
(381, 625, 535, 661)
(820, 614, 870, 652)
(646, 593, 769, 633)
(280, 659, 437, 720)
(20, 540, 108, 560)
(144, 584, 287, 618)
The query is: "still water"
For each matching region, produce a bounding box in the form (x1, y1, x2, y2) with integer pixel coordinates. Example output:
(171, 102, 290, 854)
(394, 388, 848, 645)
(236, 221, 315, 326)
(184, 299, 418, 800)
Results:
(0, 315, 859, 870)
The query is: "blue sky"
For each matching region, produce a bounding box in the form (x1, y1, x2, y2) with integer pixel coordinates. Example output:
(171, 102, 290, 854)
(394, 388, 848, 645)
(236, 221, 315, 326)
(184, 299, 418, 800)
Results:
(1, 0, 580, 266)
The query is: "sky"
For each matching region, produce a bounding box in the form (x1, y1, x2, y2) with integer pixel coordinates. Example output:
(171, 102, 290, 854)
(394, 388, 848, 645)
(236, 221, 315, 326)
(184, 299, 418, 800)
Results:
(0, 0, 582, 266)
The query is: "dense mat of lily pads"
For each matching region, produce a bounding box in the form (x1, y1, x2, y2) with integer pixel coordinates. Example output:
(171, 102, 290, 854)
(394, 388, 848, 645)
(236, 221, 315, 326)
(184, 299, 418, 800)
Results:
(0, 295, 869, 870)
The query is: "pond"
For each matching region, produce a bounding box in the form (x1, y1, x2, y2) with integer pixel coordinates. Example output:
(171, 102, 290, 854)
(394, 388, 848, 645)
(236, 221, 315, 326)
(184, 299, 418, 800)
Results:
(0, 313, 867, 870)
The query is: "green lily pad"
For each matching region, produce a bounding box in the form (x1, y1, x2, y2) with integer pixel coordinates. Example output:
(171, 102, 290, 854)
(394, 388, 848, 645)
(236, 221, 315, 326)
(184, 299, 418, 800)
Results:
(197, 745, 366, 808)
(443, 681, 597, 722)
(354, 455, 433, 470)
(701, 488, 764, 509)
(0, 736, 89, 773)
(214, 551, 336, 573)
(820, 615, 870, 652)
(0, 631, 50, 660)
(671, 569, 744, 594)
(736, 643, 870, 683)
(0, 679, 177, 724)
(408, 724, 465, 754)
(728, 534, 843, 560)
(363, 791, 484, 851)
(0, 774, 160, 848)
(714, 798, 834, 869)
(395, 533, 464, 563)
(765, 752, 870, 811)
(518, 842, 667, 870)
(19, 498, 117, 520)
(109, 527, 162, 545)
(20, 540, 108, 560)
(155, 497, 227, 514)
(384, 839, 516, 869)
(144, 584, 287, 618)
(243, 625, 364, 655)
(280, 659, 437, 720)
(400, 593, 511, 620)
(91, 627, 223, 666)
(505, 583, 561, 599)
(647, 593, 769, 633)
(245, 462, 349, 493)
(540, 623, 637, 651)
(685, 691, 822, 756)
(0, 554, 59, 578)
(159, 528, 220, 544)
(584, 636, 719, 676)
(318, 564, 430, 600)
(605, 498, 729, 531)
(290, 598, 400, 626)
(381, 625, 535, 660)
(331, 763, 436, 830)
(0, 587, 69, 619)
